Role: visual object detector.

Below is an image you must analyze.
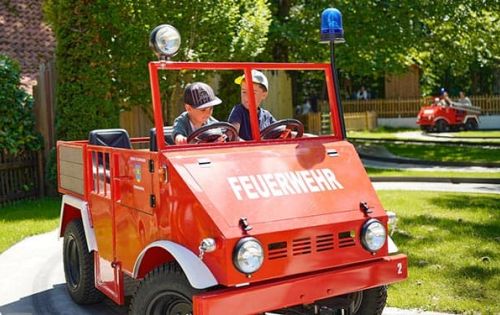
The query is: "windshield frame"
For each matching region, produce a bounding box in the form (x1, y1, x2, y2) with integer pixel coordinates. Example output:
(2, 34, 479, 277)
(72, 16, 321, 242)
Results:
(148, 61, 344, 151)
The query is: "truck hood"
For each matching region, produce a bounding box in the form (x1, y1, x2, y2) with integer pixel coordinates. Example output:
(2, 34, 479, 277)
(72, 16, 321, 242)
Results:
(164, 140, 383, 234)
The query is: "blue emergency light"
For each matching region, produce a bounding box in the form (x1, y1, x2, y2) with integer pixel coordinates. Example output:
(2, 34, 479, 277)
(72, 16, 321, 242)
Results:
(320, 8, 345, 43)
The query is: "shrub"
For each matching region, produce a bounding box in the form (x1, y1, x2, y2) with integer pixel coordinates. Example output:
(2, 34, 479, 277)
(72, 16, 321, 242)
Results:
(0, 55, 41, 154)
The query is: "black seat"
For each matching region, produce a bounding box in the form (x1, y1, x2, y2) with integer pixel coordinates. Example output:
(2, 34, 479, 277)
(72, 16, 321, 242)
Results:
(89, 129, 132, 149)
(150, 126, 175, 151)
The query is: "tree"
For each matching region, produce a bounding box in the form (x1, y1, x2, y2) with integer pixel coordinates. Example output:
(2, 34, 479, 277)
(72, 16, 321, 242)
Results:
(264, 0, 500, 96)
(44, 0, 271, 140)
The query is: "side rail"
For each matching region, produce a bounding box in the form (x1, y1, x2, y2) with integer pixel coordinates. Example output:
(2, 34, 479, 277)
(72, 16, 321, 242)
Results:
(87, 145, 115, 198)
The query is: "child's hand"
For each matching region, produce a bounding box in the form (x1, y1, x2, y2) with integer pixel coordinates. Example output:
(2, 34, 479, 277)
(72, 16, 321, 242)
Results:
(175, 134, 187, 144)
(216, 134, 227, 143)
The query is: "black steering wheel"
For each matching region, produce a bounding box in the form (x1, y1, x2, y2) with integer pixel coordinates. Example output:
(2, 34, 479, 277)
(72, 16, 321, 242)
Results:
(187, 122, 238, 144)
(260, 119, 304, 140)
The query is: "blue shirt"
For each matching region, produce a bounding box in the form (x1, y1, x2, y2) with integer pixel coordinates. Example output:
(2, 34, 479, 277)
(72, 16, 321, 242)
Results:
(228, 104, 276, 140)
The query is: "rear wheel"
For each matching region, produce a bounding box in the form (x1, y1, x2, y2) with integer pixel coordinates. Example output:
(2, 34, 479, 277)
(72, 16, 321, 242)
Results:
(129, 262, 203, 315)
(465, 119, 478, 131)
(435, 119, 449, 132)
(63, 219, 104, 304)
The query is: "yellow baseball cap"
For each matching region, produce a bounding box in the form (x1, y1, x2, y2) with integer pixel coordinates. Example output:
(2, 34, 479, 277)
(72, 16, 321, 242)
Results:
(234, 70, 268, 91)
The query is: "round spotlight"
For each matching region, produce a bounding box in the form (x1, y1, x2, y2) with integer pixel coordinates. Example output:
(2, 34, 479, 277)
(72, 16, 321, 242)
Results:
(361, 219, 387, 252)
(149, 24, 181, 59)
(233, 237, 264, 274)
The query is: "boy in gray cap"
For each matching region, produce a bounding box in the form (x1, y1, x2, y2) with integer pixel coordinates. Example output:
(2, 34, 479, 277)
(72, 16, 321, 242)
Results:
(228, 70, 276, 140)
(173, 82, 222, 144)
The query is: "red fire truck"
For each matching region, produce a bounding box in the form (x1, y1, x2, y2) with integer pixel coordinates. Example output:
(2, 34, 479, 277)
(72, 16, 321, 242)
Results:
(417, 97, 481, 132)
(57, 15, 407, 315)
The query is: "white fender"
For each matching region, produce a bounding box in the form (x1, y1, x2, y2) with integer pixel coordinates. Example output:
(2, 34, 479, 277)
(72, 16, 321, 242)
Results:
(432, 116, 450, 124)
(59, 195, 98, 252)
(463, 115, 479, 123)
(133, 241, 218, 289)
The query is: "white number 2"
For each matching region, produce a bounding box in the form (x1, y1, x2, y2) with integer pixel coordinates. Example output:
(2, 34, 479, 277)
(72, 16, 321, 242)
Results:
(396, 262, 403, 275)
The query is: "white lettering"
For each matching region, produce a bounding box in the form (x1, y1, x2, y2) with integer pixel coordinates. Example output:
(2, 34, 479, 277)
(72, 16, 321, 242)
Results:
(275, 172, 296, 195)
(250, 175, 271, 198)
(322, 169, 344, 189)
(285, 172, 308, 193)
(263, 173, 283, 196)
(228, 177, 244, 200)
(239, 176, 259, 199)
(228, 168, 344, 200)
(300, 170, 320, 192)
(311, 169, 332, 191)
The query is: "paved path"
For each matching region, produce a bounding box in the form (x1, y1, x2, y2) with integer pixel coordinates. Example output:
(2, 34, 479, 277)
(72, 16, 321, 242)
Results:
(0, 229, 454, 315)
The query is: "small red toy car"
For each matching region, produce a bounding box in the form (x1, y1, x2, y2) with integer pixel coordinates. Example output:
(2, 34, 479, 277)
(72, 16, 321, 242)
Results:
(417, 97, 481, 132)
(57, 19, 407, 315)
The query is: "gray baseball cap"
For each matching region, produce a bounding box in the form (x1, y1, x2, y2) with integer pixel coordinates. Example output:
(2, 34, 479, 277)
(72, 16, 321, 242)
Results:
(184, 82, 222, 109)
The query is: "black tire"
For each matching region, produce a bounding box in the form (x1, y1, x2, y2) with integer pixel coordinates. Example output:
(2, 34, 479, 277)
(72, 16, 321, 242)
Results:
(352, 286, 387, 315)
(129, 262, 203, 315)
(435, 119, 449, 132)
(419, 125, 430, 133)
(465, 119, 478, 131)
(63, 219, 104, 304)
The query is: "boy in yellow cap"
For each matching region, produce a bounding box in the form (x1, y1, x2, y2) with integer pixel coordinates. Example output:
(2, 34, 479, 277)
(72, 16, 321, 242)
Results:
(228, 70, 276, 140)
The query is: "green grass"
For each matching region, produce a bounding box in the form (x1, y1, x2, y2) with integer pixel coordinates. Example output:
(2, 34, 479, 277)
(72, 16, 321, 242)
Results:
(348, 128, 500, 141)
(380, 191, 500, 314)
(0, 197, 60, 253)
(451, 131, 500, 138)
(366, 167, 500, 179)
(384, 143, 500, 164)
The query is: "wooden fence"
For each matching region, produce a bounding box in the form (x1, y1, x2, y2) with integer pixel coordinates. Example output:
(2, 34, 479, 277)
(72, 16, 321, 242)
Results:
(0, 151, 44, 205)
(342, 95, 500, 118)
(298, 111, 377, 134)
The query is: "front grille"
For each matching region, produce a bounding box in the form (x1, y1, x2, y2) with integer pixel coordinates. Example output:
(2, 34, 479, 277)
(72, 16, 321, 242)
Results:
(292, 237, 312, 256)
(268, 241, 287, 260)
(267, 232, 339, 260)
(316, 234, 334, 252)
(338, 231, 356, 248)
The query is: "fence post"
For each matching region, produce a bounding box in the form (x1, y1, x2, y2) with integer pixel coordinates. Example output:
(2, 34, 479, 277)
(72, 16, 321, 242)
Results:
(37, 150, 45, 197)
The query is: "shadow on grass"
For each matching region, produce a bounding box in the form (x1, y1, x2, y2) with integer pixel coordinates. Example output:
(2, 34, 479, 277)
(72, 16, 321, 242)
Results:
(0, 197, 61, 222)
(430, 194, 500, 212)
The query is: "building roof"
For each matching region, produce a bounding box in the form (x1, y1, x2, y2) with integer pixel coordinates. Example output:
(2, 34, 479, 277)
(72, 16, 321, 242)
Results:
(0, 0, 55, 93)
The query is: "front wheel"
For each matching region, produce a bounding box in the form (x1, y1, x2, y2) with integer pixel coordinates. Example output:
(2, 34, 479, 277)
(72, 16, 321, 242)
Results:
(435, 119, 449, 132)
(351, 286, 387, 315)
(315, 286, 387, 315)
(129, 262, 203, 315)
(63, 219, 104, 304)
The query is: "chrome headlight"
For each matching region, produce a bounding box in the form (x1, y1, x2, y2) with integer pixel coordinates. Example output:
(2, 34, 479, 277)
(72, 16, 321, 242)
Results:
(149, 24, 181, 58)
(233, 237, 264, 274)
(361, 219, 386, 252)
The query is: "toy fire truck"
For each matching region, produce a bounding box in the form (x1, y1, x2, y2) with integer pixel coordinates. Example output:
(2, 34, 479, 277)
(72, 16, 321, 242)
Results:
(417, 97, 481, 132)
(57, 9, 407, 315)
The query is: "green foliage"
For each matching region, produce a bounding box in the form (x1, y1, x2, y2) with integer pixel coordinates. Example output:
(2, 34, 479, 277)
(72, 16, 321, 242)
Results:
(265, 1, 500, 96)
(44, 0, 271, 138)
(0, 55, 42, 154)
